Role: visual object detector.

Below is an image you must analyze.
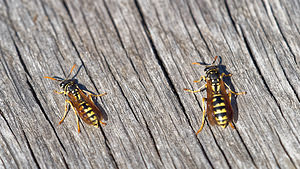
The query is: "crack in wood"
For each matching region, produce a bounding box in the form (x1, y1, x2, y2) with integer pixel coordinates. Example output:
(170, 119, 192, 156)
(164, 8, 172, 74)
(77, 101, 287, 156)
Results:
(186, 0, 212, 56)
(223, 0, 239, 34)
(234, 128, 258, 168)
(26, 79, 66, 152)
(274, 129, 297, 168)
(1, 0, 300, 168)
(269, 5, 297, 66)
(22, 130, 41, 169)
(0, 128, 20, 168)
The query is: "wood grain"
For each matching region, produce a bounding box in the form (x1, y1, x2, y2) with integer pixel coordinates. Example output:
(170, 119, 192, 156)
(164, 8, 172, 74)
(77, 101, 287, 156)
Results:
(0, 0, 299, 168)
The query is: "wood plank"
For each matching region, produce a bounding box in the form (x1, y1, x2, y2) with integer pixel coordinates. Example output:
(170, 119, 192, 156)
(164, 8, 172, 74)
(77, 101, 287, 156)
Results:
(0, 0, 299, 168)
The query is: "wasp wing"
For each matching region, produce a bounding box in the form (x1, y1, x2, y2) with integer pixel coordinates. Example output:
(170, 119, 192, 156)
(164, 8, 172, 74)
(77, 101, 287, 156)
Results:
(206, 80, 217, 125)
(219, 79, 233, 122)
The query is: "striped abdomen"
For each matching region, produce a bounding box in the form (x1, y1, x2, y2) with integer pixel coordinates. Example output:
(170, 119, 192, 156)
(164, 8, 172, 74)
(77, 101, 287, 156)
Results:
(212, 93, 228, 128)
(77, 101, 100, 127)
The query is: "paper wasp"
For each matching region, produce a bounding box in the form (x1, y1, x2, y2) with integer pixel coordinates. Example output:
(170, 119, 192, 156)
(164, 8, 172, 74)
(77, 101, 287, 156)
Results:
(44, 64, 107, 132)
(184, 56, 246, 135)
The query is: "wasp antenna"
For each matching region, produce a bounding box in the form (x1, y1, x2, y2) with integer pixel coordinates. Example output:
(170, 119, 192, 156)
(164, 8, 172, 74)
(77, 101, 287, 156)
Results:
(211, 56, 222, 65)
(65, 64, 76, 79)
(211, 56, 219, 65)
(192, 62, 209, 65)
(44, 76, 59, 81)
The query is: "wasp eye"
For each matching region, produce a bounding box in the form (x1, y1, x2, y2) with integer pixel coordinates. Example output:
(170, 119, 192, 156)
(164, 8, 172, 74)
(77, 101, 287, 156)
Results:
(59, 83, 65, 88)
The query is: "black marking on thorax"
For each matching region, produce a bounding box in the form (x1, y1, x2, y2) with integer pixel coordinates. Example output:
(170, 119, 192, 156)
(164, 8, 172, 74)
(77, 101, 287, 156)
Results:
(207, 71, 221, 94)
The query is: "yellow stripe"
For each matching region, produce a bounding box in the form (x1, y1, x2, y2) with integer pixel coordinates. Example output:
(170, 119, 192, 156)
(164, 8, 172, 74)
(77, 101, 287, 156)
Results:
(93, 120, 98, 125)
(216, 116, 228, 120)
(217, 120, 227, 125)
(212, 97, 224, 102)
(87, 112, 96, 120)
(89, 116, 96, 121)
(213, 94, 222, 97)
(84, 107, 92, 112)
(215, 114, 228, 121)
(214, 108, 227, 114)
(79, 102, 86, 106)
(213, 102, 225, 107)
(220, 124, 226, 128)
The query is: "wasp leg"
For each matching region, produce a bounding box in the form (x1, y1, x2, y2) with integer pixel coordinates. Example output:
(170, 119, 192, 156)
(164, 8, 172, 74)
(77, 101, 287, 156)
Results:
(229, 122, 235, 129)
(82, 90, 107, 100)
(221, 73, 246, 95)
(58, 100, 81, 132)
(224, 83, 246, 95)
(193, 76, 206, 83)
(227, 92, 236, 129)
(68, 100, 81, 132)
(54, 90, 64, 95)
(98, 121, 107, 126)
(184, 84, 206, 93)
(221, 73, 232, 77)
(70, 100, 81, 133)
(83, 90, 107, 126)
(196, 97, 207, 135)
(58, 99, 70, 125)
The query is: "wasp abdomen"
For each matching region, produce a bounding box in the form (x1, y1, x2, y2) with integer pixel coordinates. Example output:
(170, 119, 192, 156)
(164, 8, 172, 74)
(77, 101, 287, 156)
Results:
(79, 102, 99, 127)
(212, 94, 228, 127)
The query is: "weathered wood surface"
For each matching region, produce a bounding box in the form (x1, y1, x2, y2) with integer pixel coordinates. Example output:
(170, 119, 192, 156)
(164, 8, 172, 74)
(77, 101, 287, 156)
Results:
(0, 0, 299, 168)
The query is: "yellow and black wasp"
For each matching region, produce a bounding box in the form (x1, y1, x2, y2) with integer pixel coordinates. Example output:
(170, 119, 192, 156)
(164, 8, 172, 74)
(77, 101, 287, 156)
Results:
(184, 56, 246, 135)
(44, 64, 107, 132)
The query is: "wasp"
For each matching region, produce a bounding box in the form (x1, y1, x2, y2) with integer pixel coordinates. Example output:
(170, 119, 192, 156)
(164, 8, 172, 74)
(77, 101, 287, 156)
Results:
(44, 64, 107, 132)
(184, 56, 246, 135)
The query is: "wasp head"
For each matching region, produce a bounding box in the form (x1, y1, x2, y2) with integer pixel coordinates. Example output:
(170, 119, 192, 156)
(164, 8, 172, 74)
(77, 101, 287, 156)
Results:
(59, 79, 77, 93)
(204, 66, 219, 74)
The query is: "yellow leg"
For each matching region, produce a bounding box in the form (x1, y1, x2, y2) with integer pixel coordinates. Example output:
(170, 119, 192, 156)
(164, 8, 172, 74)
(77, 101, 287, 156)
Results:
(193, 76, 206, 83)
(54, 90, 64, 95)
(220, 73, 246, 95)
(229, 122, 235, 129)
(196, 98, 207, 135)
(100, 121, 107, 126)
(75, 111, 80, 133)
(184, 84, 206, 93)
(224, 83, 246, 95)
(82, 90, 107, 100)
(68, 100, 81, 133)
(227, 92, 236, 129)
(221, 73, 232, 77)
(228, 92, 232, 101)
(58, 99, 69, 125)
(59, 100, 81, 132)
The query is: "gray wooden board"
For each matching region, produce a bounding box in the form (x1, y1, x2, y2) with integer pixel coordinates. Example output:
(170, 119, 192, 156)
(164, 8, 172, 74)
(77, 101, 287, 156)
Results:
(0, 0, 299, 168)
